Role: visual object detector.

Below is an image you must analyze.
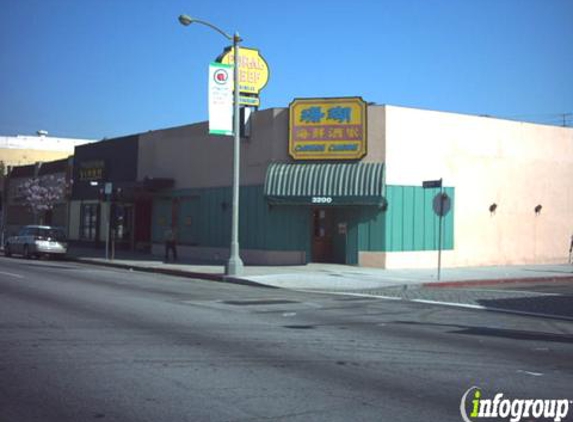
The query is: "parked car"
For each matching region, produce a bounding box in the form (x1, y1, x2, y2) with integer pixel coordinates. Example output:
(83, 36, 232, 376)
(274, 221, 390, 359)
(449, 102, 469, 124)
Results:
(4, 225, 68, 259)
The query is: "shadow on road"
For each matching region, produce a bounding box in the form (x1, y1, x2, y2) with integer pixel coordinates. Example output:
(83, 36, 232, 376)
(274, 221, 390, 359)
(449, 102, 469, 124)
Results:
(477, 295, 573, 320)
(393, 320, 573, 344)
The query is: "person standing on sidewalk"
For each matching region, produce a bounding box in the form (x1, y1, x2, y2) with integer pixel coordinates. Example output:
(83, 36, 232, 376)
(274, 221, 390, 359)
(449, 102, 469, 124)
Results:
(164, 226, 178, 262)
(569, 234, 573, 264)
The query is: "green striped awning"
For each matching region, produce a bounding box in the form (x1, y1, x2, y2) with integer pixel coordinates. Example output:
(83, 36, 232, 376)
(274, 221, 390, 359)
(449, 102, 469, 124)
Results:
(264, 162, 385, 206)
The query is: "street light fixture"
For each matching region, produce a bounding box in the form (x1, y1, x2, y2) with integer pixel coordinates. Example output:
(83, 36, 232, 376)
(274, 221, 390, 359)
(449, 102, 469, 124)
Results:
(178, 14, 244, 276)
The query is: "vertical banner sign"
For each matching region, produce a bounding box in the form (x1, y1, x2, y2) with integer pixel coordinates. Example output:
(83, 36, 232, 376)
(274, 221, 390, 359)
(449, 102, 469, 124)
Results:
(208, 62, 234, 136)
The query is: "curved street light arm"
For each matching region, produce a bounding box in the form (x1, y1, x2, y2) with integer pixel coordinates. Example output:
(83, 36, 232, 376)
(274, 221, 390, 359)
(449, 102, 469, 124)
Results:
(178, 15, 235, 42)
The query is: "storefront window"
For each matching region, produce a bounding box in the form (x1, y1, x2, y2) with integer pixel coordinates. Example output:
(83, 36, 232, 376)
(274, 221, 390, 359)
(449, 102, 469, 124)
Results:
(80, 204, 98, 240)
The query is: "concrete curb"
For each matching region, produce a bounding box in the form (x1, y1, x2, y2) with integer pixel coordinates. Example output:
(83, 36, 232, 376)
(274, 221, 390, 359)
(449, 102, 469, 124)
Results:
(422, 275, 573, 289)
(222, 276, 279, 289)
(69, 256, 277, 288)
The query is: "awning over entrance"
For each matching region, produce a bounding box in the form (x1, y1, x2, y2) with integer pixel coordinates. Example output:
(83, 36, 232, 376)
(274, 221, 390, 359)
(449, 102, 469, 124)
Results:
(264, 162, 385, 206)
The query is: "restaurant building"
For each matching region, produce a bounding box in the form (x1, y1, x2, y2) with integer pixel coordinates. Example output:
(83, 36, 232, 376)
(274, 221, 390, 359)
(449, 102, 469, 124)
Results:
(136, 100, 572, 268)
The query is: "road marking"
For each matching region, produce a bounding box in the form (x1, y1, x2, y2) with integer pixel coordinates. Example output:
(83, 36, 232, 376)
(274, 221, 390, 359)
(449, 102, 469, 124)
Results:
(0, 271, 24, 279)
(300, 290, 573, 322)
(517, 370, 543, 377)
(409, 299, 573, 322)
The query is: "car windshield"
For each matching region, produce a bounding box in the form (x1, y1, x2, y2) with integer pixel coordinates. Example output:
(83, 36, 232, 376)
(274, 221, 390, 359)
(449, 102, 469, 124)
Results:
(37, 228, 66, 241)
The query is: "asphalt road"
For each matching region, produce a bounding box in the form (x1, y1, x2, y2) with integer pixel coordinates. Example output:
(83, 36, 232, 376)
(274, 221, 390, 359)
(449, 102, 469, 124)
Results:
(1, 257, 572, 422)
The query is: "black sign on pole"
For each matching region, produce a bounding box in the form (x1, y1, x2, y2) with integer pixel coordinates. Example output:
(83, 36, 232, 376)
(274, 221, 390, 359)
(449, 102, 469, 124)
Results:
(423, 179, 443, 189)
(433, 193, 451, 217)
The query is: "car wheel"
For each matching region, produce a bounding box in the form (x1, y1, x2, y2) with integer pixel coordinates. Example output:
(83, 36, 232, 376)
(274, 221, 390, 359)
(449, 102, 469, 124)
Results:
(4, 244, 11, 257)
(23, 245, 31, 259)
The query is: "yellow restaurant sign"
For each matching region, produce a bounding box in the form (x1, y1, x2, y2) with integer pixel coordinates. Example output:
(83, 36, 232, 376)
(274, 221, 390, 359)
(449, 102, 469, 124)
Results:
(289, 97, 367, 160)
(219, 47, 270, 95)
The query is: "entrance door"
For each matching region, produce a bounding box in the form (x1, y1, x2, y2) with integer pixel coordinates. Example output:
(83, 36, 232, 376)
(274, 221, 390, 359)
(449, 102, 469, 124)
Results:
(312, 208, 335, 263)
(114, 204, 133, 249)
(134, 199, 152, 249)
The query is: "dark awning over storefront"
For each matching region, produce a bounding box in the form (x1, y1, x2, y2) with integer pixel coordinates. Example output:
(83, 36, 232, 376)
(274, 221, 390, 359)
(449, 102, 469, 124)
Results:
(111, 178, 175, 201)
(264, 162, 385, 206)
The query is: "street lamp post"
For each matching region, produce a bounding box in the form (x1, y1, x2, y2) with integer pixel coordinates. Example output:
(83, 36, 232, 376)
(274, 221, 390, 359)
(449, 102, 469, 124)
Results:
(178, 14, 244, 276)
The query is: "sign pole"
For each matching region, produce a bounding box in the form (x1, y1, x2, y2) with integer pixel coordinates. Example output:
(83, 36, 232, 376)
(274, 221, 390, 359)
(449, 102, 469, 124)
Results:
(178, 15, 266, 276)
(105, 202, 110, 261)
(104, 182, 112, 261)
(424, 178, 450, 281)
(226, 33, 244, 276)
(437, 179, 443, 281)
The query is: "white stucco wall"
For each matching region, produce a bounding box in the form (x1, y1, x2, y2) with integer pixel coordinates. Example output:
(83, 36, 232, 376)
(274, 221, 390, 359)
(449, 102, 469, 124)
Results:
(384, 105, 573, 268)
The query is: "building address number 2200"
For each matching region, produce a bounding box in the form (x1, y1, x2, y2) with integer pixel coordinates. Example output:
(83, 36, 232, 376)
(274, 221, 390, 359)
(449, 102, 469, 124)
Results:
(311, 197, 333, 204)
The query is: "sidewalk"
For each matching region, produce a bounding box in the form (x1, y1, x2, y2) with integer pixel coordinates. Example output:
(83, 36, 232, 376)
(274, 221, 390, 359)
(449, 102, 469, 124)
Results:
(67, 246, 573, 291)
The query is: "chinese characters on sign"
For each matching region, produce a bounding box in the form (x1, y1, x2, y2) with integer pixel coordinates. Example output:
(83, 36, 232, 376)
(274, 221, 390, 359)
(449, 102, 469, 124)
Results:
(289, 97, 367, 160)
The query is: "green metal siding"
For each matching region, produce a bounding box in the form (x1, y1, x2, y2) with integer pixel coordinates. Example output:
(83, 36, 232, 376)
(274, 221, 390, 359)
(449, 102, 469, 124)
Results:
(152, 184, 453, 260)
(332, 208, 359, 265)
(152, 185, 310, 258)
(240, 186, 310, 253)
(152, 198, 172, 242)
(152, 189, 231, 247)
(357, 207, 385, 251)
(197, 188, 230, 247)
(178, 197, 200, 244)
(357, 185, 455, 252)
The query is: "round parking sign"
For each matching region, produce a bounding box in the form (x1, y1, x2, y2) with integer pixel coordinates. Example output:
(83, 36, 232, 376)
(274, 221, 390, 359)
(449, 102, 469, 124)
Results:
(433, 193, 451, 217)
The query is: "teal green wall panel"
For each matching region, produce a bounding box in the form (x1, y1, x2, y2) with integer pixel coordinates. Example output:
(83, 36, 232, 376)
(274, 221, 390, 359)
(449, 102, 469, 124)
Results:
(357, 185, 455, 253)
(240, 186, 311, 256)
(177, 197, 200, 244)
(422, 188, 438, 250)
(442, 189, 454, 250)
(152, 186, 311, 259)
(413, 188, 425, 250)
(151, 184, 453, 259)
(334, 208, 359, 265)
(357, 207, 385, 251)
(402, 186, 415, 251)
(152, 198, 172, 242)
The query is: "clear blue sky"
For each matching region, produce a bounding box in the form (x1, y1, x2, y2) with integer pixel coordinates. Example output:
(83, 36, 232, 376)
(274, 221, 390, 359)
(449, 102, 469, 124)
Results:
(1, 0, 572, 140)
